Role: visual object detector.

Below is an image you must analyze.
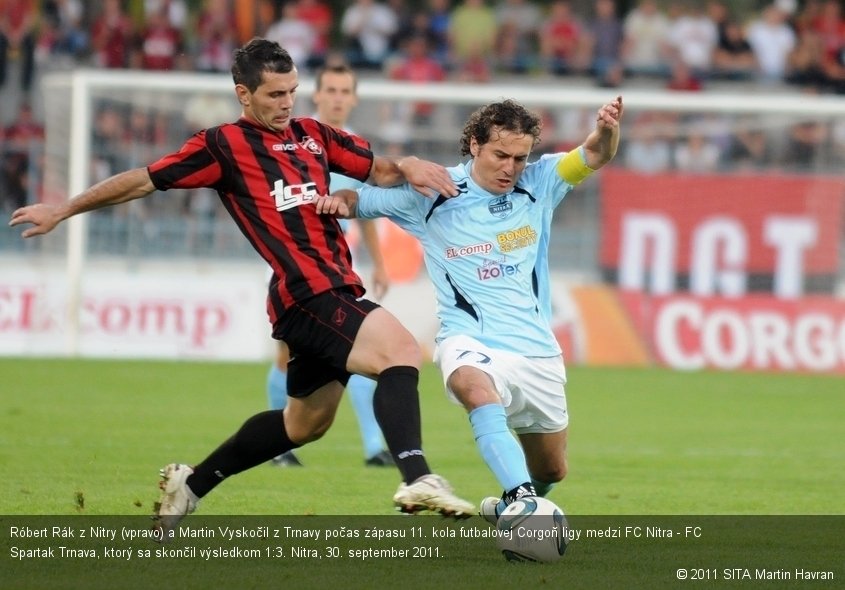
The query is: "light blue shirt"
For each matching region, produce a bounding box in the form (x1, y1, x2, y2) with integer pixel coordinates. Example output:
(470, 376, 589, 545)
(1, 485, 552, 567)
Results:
(356, 153, 573, 357)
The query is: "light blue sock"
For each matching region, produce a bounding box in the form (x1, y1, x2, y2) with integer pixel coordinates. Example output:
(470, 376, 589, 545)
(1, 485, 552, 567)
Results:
(267, 365, 288, 411)
(347, 374, 384, 459)
(469, 404, 531, 494)
(532, 479, 555, 497)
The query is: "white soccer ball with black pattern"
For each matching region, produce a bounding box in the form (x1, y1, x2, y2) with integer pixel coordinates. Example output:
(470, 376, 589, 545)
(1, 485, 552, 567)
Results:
(495, 497, 569, 563)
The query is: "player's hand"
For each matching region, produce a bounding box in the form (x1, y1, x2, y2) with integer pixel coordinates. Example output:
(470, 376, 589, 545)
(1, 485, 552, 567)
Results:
(398, 157, 458, 198)
(8, 203, 63, 238)
(314, 195, 351, 217)
(597, 95, 623, 130)
(370, 265, 390, 300)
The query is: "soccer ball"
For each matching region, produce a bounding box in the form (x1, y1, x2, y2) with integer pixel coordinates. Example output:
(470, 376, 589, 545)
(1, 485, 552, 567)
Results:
(495, 497, 569, 563)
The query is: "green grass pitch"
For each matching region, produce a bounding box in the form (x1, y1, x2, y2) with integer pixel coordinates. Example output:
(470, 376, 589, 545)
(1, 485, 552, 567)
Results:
(1, 358, 842, 589)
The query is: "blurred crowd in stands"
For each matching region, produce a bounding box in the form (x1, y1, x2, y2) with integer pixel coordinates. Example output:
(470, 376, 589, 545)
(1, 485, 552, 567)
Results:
(3, 0, 845, 227)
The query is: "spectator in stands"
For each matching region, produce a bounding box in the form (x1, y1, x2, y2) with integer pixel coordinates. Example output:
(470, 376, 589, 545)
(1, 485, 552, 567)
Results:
(1, 101, 42, 210)
(0, 0, 38, 92)
(340, 0, 398, 70)
(665, 1, 718, 77)
(264, 2, 317, 68)
(493, 0, 540, 73)
(41, 0, 88, 60)
(448, 0, 497, 71)
(194, 0, 237, 73)
(809, 0, 845, 64)
(584, 0, 624, 87)
(746, 3, 797, 83)
(673, 120, 722, 173)
(722, 117, 775, 171)
(624, 112, 672, 174)
(538, 0, 587, 76)
(782, 118, 831, 170)
(295, 0, 333, 68)
(786, 27, 826, 89)
(712, 19, 757, 80)
(426, 0, 451, 67)
(134, 6, 187, 71)
(388, 33, 446, 125)
(91, 0, 135, 69)
(622, 0, 671, 78)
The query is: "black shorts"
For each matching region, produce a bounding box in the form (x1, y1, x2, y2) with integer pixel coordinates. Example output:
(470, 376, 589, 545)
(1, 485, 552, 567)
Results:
(272, 288, 380, 398)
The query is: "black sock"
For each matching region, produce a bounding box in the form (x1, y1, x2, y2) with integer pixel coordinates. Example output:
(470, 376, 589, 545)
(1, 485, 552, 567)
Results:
(372, 366, 430, 483)
(186, 410, 299, 498)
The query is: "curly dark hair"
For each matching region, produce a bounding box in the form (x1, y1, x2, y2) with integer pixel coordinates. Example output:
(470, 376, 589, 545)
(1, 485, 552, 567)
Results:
(459, 99, 542, 157)
(231, 38, 295, 93)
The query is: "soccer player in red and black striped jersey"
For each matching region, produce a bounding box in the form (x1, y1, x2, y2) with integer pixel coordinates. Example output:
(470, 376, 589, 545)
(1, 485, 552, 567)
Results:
(10, 38, 475, 528)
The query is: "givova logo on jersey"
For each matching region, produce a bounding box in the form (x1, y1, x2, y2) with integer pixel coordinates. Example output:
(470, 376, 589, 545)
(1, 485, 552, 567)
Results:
(476, 257, 522, 281)
(271, 179, 318, 212)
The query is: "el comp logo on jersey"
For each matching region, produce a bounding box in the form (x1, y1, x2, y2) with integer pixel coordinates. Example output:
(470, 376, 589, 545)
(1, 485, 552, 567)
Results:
(446, 242, 494, 260)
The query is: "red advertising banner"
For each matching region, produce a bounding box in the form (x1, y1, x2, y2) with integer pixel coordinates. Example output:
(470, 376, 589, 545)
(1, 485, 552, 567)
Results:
(600, 170, 845, 297)
(618, 290, 845, 373)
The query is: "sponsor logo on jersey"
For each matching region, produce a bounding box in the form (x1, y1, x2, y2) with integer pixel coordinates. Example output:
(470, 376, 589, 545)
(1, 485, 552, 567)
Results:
(476, 257, 522, 281)
(271, 180, 319, 212)
(272, 143, 298, 151)
(488, 195, 513, 218)
(300, 136, 323, 155)
(445, 242, 494, 260)
(497, 225, 537, 252)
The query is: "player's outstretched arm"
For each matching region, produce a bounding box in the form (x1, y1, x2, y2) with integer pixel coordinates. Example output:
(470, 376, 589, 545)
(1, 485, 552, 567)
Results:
(370, 155, 458, 198)
(581, 95, 624, 170)
(9, 167, 157, 238)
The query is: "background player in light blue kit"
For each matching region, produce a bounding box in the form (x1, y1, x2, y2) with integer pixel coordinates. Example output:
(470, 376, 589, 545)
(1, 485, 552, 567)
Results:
(318, 95, 624, 520)
(268, 62, 393, 468)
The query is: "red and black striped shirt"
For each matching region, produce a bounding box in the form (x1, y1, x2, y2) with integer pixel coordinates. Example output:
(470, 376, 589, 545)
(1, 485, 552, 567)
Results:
(147, 116, 374, 323)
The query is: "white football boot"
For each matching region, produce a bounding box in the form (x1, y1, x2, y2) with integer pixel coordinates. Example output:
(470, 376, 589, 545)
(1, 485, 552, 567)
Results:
(479, 496, 500, 526)
(152, 463, 198, 541)
(393, 474, 474, 519)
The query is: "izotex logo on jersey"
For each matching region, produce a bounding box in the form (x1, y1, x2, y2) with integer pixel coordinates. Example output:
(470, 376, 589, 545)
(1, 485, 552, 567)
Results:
(488, 195, 512, 218)
(476, 257, 522, 281)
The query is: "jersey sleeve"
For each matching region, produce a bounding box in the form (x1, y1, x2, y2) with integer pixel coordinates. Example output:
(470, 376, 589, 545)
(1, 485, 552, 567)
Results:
(321, 123, 374, 183)
(147, 130, 223, 191)
(356, 184, 426, 238)
(528, 152, 574, 209)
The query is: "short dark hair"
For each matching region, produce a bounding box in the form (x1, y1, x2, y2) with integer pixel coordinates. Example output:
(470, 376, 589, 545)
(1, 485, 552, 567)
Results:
(315, 63, 358, 92)
(231, 38, 295, 92)
(460, 100, 542, 157)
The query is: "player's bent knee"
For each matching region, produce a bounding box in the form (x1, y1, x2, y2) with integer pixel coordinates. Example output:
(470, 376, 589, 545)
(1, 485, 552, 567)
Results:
(534, 462, 567, 484)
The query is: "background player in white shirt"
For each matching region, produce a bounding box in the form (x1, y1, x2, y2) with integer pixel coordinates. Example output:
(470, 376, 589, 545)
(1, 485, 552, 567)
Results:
(318, 95, 623, 520)
(268, 63, 393, 468)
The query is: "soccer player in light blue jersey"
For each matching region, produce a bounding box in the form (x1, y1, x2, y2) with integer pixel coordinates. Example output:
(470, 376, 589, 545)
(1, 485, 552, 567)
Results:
(268, 63, 394, 468)
(317, 96, 623, 521)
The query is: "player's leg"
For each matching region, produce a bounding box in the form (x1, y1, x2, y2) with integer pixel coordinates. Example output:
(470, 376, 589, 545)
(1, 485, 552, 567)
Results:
(267, 341, 290, 410)
(346, 374, 393, 466)
(347, 305, 473, 517)
(517, 429, 568, 498)
(266, 341, 303, 467)
(154, 381, 344, 535)
(437, 341, 536, 525)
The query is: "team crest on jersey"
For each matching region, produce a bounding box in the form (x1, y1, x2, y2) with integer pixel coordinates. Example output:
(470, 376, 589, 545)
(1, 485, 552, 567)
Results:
(299, 136, 323, 155)
(488, 195, 512, 218)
